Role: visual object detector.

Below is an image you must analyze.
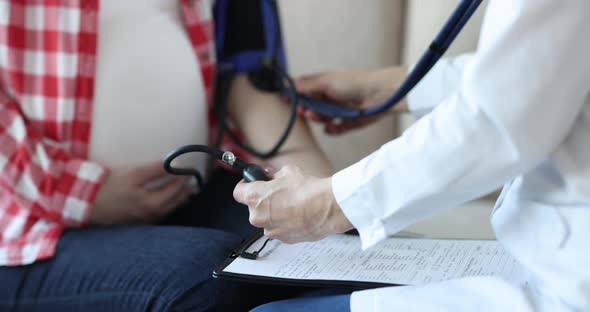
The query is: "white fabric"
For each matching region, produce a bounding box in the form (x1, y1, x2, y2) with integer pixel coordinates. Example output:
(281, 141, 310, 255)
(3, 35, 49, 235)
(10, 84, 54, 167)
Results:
(90, 0, 208, 174)
(332, 1, 590, 311)
(408, 53, 473, 119)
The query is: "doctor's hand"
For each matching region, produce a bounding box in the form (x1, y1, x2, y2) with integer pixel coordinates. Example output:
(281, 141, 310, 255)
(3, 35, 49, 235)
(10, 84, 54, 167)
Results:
(233, 165, 354, 243)
(295, 66, 408, 134)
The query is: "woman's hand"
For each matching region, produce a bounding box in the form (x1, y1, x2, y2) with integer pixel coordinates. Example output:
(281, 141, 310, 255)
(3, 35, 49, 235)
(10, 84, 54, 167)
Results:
(295, 66, 408, 134)
(91, 161, 192, 225)
(233, 165, 353, 243)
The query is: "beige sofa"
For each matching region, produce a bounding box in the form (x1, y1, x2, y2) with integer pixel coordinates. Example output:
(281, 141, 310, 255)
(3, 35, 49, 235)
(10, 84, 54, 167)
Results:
(279, 0, 496, 239)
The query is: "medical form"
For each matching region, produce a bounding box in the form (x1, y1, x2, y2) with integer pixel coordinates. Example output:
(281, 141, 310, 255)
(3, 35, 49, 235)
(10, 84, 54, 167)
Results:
(216, 232, 529, 288)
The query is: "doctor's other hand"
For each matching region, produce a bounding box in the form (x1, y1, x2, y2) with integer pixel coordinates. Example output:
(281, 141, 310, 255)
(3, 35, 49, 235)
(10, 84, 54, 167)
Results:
(295, 66, 408, 135)
(233, 165, 354, 243)
(91, 161, 192, 225)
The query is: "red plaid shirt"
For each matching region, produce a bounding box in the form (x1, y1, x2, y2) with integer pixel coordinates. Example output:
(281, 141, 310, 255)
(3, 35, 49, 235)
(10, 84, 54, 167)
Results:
(0, 0, 239, 266)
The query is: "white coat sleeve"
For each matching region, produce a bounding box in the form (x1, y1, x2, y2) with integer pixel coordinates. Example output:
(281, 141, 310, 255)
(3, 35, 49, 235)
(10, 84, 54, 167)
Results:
(407, 53, 474, 118)
(332, 0, 590, 249)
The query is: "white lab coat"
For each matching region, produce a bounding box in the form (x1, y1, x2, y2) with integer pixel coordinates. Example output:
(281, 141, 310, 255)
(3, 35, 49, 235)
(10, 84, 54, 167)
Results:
(331, 1, 590, 311)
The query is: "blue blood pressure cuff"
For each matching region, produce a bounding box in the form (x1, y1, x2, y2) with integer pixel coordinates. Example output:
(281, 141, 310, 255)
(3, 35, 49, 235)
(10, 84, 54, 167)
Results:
(213, 0, 287, 91)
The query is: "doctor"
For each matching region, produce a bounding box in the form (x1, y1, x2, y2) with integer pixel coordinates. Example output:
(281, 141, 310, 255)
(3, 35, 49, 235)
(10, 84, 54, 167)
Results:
(234, 1, 590, 311)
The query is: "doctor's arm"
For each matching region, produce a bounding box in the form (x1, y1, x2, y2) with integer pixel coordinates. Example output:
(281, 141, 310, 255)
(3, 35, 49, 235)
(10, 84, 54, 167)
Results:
(332, 0, 590, 248)
(233, 1, 590, 310)
(234, 1, 590, 247)
(226, 75, 333, 177)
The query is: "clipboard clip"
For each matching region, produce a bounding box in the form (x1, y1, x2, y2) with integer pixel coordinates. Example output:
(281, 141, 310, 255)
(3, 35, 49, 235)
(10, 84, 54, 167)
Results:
(237, 238, 273, 260)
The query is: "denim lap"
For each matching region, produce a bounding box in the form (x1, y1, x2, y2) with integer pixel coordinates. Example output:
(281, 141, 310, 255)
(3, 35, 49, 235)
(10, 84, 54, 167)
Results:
(251, 293, 352, 312)
(0, 226, 245, 312)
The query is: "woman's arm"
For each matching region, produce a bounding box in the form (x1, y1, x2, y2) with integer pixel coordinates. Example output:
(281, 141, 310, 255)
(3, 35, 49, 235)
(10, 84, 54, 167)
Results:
(227, 75, 333, 177)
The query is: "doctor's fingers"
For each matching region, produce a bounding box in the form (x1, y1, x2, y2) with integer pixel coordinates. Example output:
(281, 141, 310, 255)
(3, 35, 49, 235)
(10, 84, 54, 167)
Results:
(324, 115, 380, 135)
(296, 71, 360, 94)
(236, 183, 290, 229)
(233, 182, 266, 227)
(297, 106, 331, 124)
(294, 73, 331, 94)
(248, 196, 275, 229)
(233, 180, 268, 206)
(273, 164, 306, 180)
(296, 74, 361, 107)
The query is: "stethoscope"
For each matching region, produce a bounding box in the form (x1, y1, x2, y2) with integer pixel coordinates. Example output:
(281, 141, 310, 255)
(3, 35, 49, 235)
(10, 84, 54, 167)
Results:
(163, 0, 483, 183)
(297, 0, 483, 119)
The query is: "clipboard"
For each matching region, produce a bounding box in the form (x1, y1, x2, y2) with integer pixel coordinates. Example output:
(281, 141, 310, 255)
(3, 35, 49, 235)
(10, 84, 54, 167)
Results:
(213, 230, 396, 290)
(214, 229, 530, 290)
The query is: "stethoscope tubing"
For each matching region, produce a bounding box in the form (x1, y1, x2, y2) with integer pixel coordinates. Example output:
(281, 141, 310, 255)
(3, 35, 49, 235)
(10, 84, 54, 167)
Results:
(296, 0, 483, 119)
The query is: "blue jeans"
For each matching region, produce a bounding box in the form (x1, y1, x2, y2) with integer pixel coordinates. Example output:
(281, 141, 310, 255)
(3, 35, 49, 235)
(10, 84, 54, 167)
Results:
(252, 289, 352, 312)
(0, 170, 303, 312)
